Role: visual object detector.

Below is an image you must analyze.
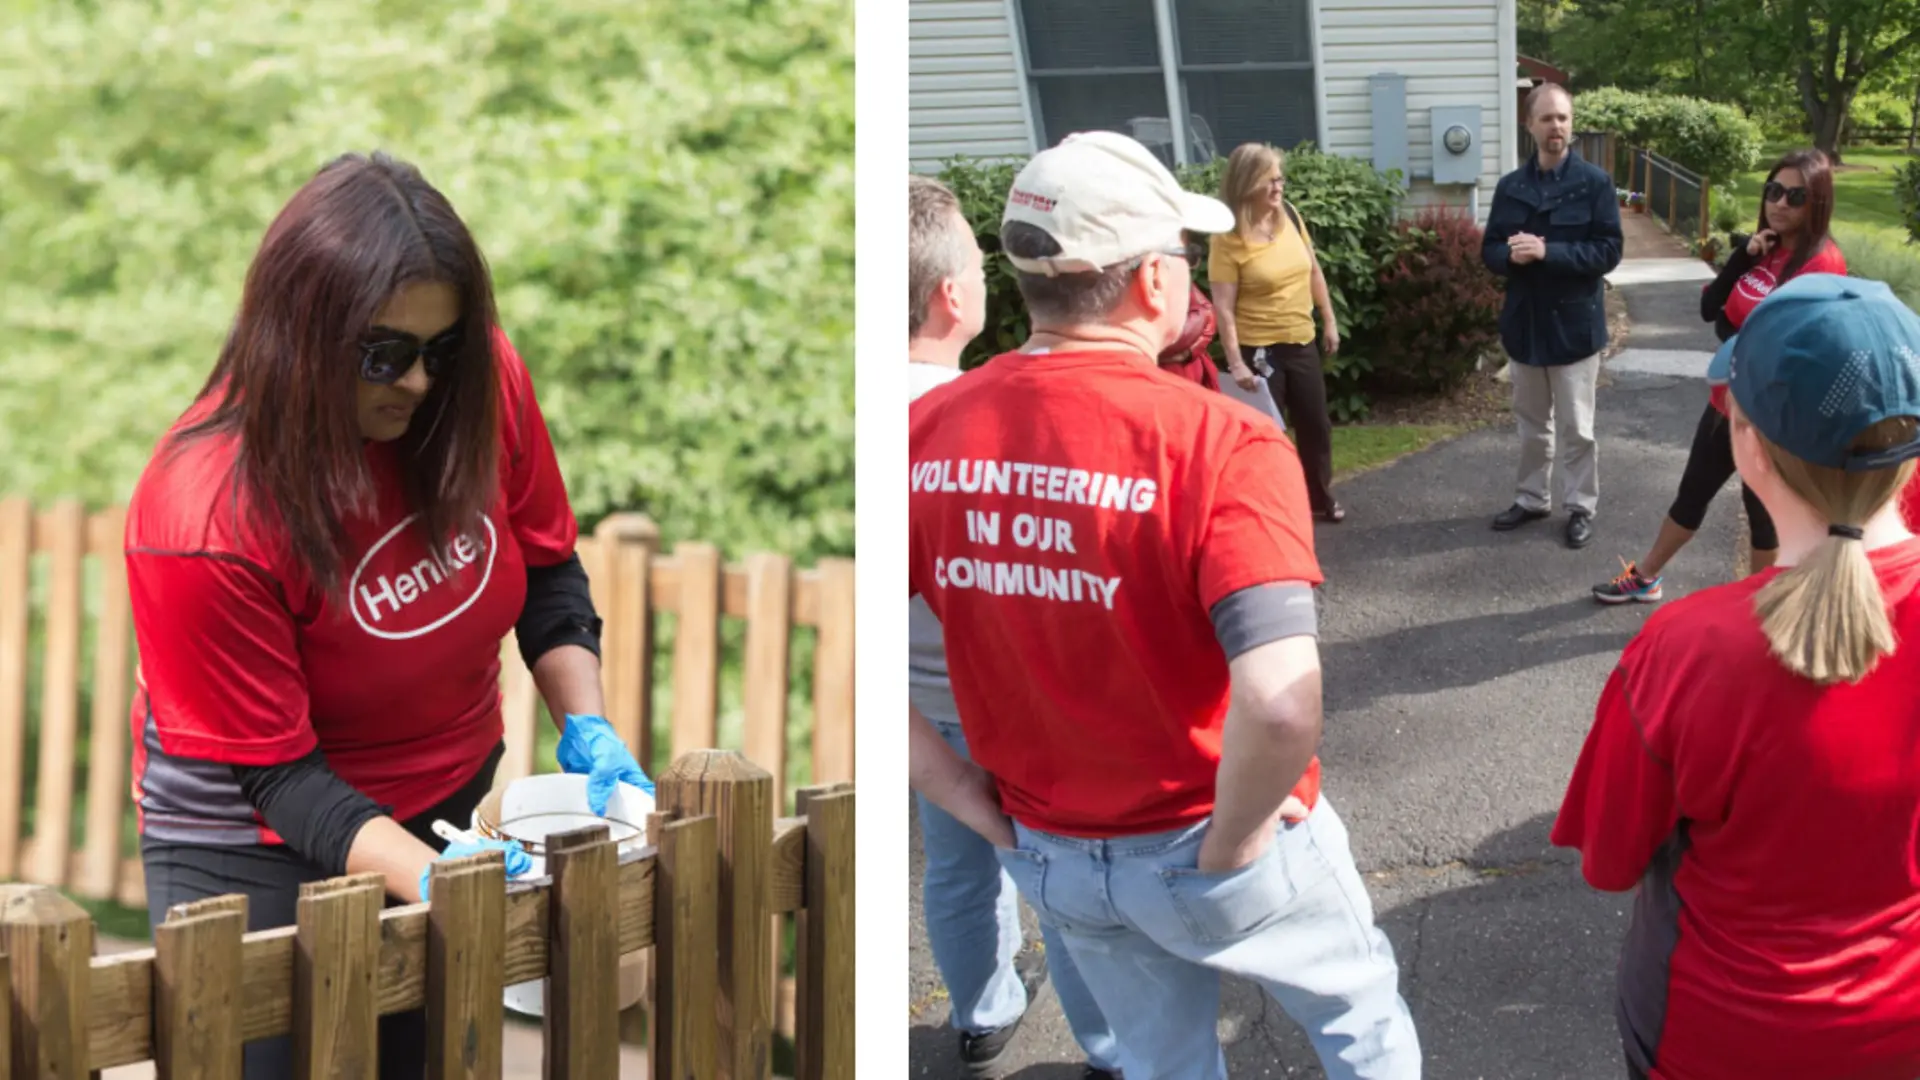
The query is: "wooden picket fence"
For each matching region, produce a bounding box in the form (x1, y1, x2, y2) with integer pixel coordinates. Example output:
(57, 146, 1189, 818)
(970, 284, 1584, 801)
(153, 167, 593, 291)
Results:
(0, 749, 854, 1078)
(0, 497, 856, 915)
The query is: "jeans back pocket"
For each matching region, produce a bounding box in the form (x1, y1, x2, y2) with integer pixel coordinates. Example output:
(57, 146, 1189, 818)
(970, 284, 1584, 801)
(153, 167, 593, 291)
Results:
(1157, 827, 1331, 944)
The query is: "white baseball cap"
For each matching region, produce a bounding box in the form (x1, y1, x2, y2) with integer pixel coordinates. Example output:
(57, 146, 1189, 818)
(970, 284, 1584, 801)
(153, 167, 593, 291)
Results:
(1001, 130, 1236, 277)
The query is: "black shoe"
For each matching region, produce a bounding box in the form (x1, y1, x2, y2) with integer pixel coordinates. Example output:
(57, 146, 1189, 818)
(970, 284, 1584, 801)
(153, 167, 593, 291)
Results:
(958, 949, 1051, 1076)
(1083, 1069, 1122, 1079)
(1491, 503, 1551, 531)
(1566, 511, 1594, 549)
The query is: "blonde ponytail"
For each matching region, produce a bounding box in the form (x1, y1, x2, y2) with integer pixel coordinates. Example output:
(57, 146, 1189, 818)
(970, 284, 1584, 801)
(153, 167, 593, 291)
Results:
(1737, 407, 1918, 684)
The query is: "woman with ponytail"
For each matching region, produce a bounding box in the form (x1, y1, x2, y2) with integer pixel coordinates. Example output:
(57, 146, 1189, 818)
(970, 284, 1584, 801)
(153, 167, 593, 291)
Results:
(1552, 273, 1920, 1080)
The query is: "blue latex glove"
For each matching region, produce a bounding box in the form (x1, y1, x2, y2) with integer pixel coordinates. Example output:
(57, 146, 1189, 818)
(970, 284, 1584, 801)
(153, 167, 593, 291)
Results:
(420, 837, 533, 902)
(556, 713, 655, 816)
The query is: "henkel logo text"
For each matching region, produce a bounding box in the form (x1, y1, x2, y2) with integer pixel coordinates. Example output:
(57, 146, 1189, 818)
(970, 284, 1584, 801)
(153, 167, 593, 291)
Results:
(349, 513, 498, 640)
(1008, 187, 1057, 213)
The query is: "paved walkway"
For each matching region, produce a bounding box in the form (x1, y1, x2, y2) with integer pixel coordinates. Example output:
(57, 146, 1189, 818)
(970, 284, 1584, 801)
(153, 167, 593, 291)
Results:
(908, 218, 1739, 1077)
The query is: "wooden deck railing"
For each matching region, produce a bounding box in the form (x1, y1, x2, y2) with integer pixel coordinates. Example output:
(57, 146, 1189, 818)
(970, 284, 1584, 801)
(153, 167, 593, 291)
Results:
(0, 497, 856, 914)
(0, 750, 854, 1078)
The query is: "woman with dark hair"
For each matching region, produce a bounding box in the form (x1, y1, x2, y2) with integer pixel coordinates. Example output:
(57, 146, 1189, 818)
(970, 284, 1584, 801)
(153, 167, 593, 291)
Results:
(1593, 148, 1845, 603)
(125, 151, 649, 1077)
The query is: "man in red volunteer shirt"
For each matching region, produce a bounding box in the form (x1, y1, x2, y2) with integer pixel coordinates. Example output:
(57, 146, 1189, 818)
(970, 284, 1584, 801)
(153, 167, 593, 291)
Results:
(907, 130, 1419, 1080)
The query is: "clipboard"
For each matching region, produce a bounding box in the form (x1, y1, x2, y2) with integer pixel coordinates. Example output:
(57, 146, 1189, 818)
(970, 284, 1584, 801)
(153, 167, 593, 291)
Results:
(1220, 373, 1287, 433)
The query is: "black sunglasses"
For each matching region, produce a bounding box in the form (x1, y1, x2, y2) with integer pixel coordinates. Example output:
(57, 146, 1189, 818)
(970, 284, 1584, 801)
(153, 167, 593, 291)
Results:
(359, 326, 463, 385)
(1763, 180, 1809, 208)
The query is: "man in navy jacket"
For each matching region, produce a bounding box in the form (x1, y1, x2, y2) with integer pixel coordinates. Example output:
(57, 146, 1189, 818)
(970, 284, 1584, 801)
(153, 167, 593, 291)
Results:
(1482, 83, 1623, 549)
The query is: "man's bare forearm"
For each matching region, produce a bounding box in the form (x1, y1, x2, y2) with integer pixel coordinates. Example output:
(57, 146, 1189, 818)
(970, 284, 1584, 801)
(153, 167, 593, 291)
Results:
(909, 703, 1014, 847)
(1210, 636, 1323, 861)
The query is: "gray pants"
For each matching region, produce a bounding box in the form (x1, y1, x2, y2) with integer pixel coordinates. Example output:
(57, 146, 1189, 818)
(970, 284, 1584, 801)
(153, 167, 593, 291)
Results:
(1510, 354, 1599, 515)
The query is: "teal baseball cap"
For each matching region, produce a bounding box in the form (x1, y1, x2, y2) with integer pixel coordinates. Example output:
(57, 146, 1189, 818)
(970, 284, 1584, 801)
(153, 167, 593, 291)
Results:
(1706, 273, 1920, 472)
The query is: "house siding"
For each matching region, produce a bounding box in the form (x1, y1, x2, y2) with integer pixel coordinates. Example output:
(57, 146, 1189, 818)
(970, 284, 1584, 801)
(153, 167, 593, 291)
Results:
(906, 0, 1518, 224)
(909, 1, 1036, 173)
(1315, 0, 1513, 223)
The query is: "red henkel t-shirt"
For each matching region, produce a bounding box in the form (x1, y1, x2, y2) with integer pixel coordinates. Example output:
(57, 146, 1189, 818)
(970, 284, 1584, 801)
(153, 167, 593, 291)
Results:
(908, 348, 1323, 837)
(1551, 538, 1920, 1080)
(1708, 241, 1847, 414)
(127, 328, 579, 845)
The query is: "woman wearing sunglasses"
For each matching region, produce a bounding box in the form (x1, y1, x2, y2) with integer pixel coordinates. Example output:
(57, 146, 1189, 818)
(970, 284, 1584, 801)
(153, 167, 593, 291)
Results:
(1593, 148, 1844, 604)
(123, 152, 649, 1077)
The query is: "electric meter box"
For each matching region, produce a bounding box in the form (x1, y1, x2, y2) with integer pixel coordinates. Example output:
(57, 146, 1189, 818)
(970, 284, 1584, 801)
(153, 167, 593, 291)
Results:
(1430, 105, 1482, 186)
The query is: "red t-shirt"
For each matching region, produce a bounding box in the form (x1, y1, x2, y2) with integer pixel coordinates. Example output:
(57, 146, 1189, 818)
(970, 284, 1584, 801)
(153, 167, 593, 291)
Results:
(1551, 538, 1920, 1080)
(1708, 241, 1847, 414)
(127, 328, 579, 843)
(908, 348, 1324, 837)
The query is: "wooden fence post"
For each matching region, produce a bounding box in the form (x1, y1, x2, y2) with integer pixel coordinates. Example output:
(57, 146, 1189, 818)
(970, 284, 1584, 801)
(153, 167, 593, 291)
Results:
(1700, 174, 1712, 242)
(155, 894, 248, 1079)
(545, 825, 622, 1079)
(0, 946, 10, 1080)
(671, 542, 723, 757)
(651, 814, 719, 1080)
(660, 750, 773, 1080)
(1668, 167, 1678, 231)
(0, 498, 27, 883)
(31, 502, 84, 890)
(812, 559, 856, 783)
(79, 506, 132, 902)
(792, 787, 854, 1080)
(0, 884, 91, 1078)
(294, 873, 385, 1080)
(425, 851, 507, 1080)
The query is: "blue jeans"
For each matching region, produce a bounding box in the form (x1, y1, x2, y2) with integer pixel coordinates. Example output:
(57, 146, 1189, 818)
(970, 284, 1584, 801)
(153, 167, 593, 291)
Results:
(917, 719, 1121, 1070)
(996, 797, 1420, 1080)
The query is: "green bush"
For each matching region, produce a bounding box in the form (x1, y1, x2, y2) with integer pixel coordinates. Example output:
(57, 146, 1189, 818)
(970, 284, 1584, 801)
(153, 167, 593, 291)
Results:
(1847, 91, 1913, 140)
(1834, 224, 1920, 309)
(1576, 86, 1763, 183)
(1712, 185, 1745, 233)
(1368, 209, 1504, 395)
(939, 144, 1406, 401)
(1894, 159, 1920, 244)
(0, 0, 854, 564)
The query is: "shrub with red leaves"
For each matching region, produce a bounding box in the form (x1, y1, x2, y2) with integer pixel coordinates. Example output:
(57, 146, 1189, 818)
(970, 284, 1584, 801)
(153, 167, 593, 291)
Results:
(1369, 207, 1505, 395)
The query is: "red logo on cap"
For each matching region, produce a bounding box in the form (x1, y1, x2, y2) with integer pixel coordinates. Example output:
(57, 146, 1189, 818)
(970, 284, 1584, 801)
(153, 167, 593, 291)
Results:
(1009, 187, 1057, 213)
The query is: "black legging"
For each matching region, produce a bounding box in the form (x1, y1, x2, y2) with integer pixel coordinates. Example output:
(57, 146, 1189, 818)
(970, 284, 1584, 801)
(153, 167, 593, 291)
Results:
(1242, 341, 1337, 515)
(1667, 402, 1778, 550)
(140, 741, 505, 1079)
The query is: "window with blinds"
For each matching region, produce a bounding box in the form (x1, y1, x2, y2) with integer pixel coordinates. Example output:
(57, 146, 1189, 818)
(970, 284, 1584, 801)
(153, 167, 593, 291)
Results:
(1014, 0, 1319, 166)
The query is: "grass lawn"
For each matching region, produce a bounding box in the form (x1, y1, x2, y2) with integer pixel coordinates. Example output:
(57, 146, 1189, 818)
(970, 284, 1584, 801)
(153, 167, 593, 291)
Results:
(1331, 423, 1467, 478)
(1726, 143, 1913, 245)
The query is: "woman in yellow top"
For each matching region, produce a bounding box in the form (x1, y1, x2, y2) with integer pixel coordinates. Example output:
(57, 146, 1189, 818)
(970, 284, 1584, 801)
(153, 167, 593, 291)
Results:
(1210, 142, 1346, 522)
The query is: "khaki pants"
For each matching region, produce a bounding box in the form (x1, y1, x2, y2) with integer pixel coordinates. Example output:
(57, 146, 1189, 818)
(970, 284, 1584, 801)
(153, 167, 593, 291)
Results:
(1510, 354, 1599, 516)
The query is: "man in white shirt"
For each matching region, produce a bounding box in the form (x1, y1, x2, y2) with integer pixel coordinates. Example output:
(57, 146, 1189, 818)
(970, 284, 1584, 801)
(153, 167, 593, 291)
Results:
(907, 173, 1121, 1078)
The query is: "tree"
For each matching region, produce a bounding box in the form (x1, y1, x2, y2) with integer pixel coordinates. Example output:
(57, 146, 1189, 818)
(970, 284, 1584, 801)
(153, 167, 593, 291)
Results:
(1768, 0, 1920, 160)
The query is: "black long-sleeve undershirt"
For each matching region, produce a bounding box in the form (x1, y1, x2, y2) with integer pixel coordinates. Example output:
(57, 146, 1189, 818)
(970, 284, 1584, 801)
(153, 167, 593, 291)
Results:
(230, 555, 603, 873)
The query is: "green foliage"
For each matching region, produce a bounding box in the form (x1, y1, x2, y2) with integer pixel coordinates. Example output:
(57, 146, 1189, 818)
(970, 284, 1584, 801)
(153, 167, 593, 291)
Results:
(1835, 223, 1920, 309)
(1576, 86, 1763, 182)
(1368, 209, 1504, 396)
(1848, 89, 1914, 136)
(938, 145, 1406, 402)
(1320, 350, 1375, 424)
(1712, 184, 1745, 233)
(1895, 159, 1920, 244)
(0, 0, 854, 563)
